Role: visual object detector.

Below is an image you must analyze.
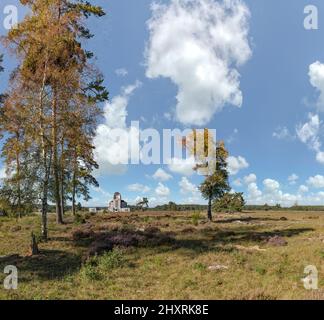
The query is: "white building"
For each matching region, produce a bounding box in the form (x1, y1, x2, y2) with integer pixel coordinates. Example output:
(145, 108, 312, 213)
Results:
(108, 192, 130, 212)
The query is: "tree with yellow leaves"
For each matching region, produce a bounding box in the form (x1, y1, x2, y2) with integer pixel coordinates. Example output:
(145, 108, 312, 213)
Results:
(185, 129, 230, 221)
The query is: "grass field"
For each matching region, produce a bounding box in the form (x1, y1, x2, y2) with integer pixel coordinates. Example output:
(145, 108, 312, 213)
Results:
(0, 210, 323, 300)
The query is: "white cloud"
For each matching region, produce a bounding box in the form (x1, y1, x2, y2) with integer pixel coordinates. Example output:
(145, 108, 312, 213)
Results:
(244, 175, 324, 207)
(309, 61, 324, 111)
(246, 179, 298, 207)
(178, 177, 203, 204)
(168, 156, 196, 176)
(148, 196, 169, 207)
(152, 168, 173, 181)
(296, 113, 321, 151)
(227, 156, 249, 175)
(288, 174, 299, 185)
(247, 182, 262, 199)
(243, 173, 257, 184)
(179, 177, 198, 194)
(155, 182, 170, 197)
(146, 0, 251, 125)
(263, 179, 280, 193)
(296, 113, 324, 165)
(94, 81, 142, 175)
(127, 183, 151, 193)
(316, 151, 324, 164)
(298, 185, 309, 193)
(115, 68, 128, 77)
(307, 175, 324, 188)
(273, 126, 295, 141)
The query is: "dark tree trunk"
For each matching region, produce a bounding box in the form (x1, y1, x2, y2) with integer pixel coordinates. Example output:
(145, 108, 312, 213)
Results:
(60, 140, 65, 218)
(207, 197, 212, 221)
(30, 232, 39, 256)
(41, 180, 49, 240)
(72, 183, 76, 216)
(16, 140, 22, 219)
(52, 94, 63, 224)
(72, 152, 77, 216)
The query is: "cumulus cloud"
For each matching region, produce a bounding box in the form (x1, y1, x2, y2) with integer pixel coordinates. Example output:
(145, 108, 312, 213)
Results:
(298, 185, 309, 193)
(288, 174, 299, 185)
(127, 183, 151, 193)
(243, 174, 324, 206)
(94, 81, 142, 175)
(316, 151, 324, 164)
(309, 61, 324, 111)
(179, 177, 198, 194)
(296, 113, 324, 164)
(152, 168, 173, 181)
(168, 156, 196, 176)
(243, 173, 257, 184)
(296, 113, 321, 151)
(307, 175, 324, 188)
(146, 0, 252, 125)
(155, 182, 170, 197)
(246, 178, 298, 207)
(227, 156, 249, 175)
(247, 182, 262, 199)
(263, 179, 280, 193)
(178, 177, 202, 203)
(148, 196, 169, 207)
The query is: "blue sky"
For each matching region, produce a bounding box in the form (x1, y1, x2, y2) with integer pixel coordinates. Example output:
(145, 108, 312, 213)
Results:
(2, 0, 324, 207)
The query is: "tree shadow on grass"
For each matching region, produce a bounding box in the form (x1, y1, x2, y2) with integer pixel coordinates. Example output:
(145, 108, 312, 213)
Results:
(215, 216, 285, 224)
(69, 223, 315, 258)
(0, 249, 81, 282)
(149, 227, 315, 256)
(212, 227, 314, 243)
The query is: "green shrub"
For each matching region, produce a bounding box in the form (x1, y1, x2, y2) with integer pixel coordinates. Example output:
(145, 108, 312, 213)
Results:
(193, 262, 207, 271)
(74, 213, 86, 225)
(191, 212, 201, 226)
(80, 261, 101, 281)
(255, 266, 266, 275)
(99, 249, 125, 270)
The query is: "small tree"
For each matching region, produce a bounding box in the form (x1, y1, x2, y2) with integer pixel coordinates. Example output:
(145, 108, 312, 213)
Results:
(168, 201, 178, 211)
(136, 197, 149, 211)
(263, 203, 270, 211)
(185, 130, 230, 221)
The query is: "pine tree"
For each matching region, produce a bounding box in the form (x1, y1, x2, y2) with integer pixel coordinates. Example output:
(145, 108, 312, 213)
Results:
(1, 0, 108, 238)
(185, 130, 230, 221)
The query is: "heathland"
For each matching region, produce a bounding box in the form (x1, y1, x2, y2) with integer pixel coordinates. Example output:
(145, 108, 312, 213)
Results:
(0, 210, 323, 300)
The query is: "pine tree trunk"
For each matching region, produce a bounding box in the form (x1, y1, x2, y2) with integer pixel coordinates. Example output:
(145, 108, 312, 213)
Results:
(41, 177, 49, 240)
(60, 139, 65, 217)
(15, 139, 22, 219)
(30, 232, 39, 256)
(52, 93, 63, 224)
(72, 151, 77, 216)
(207, 197, 212, 221)
(72, 170, 76, 216)
(39, 56, 49, 241)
